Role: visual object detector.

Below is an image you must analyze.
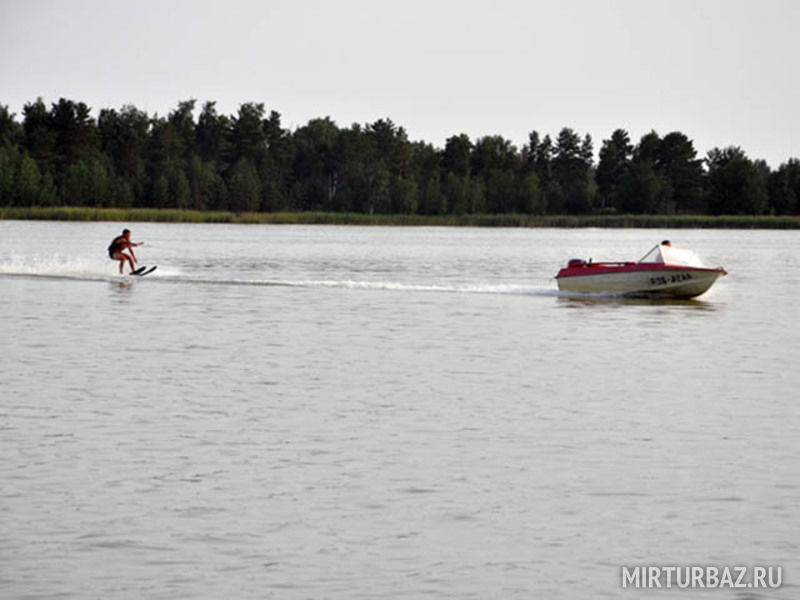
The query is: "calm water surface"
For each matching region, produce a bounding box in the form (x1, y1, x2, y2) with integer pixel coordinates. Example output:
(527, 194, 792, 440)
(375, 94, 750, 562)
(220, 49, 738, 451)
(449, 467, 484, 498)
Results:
(1, 222, 798, 599)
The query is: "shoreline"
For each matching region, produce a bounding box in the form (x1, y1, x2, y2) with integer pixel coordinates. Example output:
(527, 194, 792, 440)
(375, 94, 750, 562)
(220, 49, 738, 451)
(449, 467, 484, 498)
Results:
(2, 206, 800, 229)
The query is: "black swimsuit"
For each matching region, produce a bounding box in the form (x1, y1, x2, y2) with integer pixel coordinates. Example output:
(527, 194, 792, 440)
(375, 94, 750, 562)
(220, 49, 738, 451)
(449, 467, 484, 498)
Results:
(108, 235, 126, 258)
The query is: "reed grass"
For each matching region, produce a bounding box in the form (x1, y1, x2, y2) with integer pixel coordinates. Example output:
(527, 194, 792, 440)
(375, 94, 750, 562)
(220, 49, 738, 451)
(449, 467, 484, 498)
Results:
(2, 206, 800, 228)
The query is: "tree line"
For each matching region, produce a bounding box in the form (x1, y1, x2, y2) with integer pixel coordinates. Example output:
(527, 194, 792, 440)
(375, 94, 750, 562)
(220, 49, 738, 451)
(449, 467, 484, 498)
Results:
(1, 97, 798, 216)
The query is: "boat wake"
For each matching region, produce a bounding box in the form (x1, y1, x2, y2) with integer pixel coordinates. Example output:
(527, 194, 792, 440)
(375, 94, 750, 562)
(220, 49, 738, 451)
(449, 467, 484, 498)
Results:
(0, 261, 559, 297)
(230, 278, 558, 296)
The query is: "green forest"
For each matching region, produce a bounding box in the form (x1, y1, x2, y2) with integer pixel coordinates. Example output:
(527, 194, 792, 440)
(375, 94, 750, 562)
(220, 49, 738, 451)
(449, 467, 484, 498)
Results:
(1, 97, 799, 217)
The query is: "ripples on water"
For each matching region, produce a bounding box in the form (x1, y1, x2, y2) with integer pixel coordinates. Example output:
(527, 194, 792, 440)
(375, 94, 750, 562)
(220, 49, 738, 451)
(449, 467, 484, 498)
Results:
(1, 223, 798, 599)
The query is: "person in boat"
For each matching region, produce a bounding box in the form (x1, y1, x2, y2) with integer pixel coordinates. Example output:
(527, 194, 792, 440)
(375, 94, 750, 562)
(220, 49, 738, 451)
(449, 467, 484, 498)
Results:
(107, 228, 143, 274)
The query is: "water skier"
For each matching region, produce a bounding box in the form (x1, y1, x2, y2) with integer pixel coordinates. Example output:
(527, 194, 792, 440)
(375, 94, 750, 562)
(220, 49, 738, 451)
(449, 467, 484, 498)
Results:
(108, 228, 143, 274)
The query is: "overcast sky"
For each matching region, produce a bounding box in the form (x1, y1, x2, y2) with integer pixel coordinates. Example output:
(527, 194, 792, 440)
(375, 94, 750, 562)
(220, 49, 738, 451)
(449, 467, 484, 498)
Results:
(1, 0, 798, 166)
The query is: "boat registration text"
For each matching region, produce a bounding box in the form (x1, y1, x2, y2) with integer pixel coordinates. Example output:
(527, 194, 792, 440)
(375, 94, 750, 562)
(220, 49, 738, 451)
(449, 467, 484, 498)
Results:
(650, 272, 693, 286)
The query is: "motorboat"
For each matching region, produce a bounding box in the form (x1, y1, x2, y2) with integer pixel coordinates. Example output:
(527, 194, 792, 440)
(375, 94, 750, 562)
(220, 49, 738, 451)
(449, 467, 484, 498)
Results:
(555, 241, 727, 298)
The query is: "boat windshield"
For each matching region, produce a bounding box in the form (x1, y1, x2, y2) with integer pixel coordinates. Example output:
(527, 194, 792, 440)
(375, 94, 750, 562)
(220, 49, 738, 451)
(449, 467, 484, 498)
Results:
(638, 244, 704, 267)
(638, 245, 663, 263)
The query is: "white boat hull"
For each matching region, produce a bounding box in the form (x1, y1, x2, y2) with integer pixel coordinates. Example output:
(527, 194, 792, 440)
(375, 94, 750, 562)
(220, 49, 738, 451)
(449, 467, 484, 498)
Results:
(556, 267, 725, 298)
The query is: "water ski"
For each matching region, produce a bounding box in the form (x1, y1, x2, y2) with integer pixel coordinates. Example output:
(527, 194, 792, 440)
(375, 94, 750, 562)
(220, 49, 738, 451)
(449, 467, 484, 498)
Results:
(130, 265, 157, 277)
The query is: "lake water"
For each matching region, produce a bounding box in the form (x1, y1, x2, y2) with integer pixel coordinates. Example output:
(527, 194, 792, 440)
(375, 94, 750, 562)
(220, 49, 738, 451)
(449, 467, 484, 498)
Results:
(1, 221, 798, 599)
